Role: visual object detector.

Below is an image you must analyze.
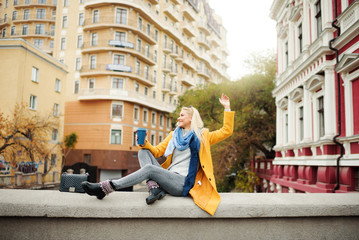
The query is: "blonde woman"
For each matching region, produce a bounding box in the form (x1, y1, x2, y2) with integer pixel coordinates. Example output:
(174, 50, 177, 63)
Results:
(82, 93, 234, 215)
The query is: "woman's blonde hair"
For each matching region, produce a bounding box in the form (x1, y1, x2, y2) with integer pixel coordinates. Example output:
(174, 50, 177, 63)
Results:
(180, 106, 203, 141)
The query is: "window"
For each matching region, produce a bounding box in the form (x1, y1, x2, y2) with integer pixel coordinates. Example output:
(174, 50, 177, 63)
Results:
(90, 55, 96, 69)
(152, 90, 156, 99)
(32, 67, 39, 82)
(315, 1, 322, 38)
(79, 13, 84, 26)
(144, 65, 149, 80)
(137, 39, 142, 52)
(77, 35, 83, 48)
(135, 61, 140, 74)
(133, 131, 137, 146)
(115, 31, 126, 41)
(135, 83, 139, 92)
(50, 24, 55, 35)
(299, 106, 304, 141)
(2, 28, 6, 38)
(64, 0, 69, 7)
(91, 32, 97, 46)
(36, 9, 45, 19)
(146, 23, 151, 35)
(51, 154, 57, 166)
(298, 23, 303, 53)
(53, 103, 59, 117)
(93, 10, 99, 23)
(285, 41, 289, 68)
(35, 24, 45, 34)
(112, 78, 123, 89)
(153, 70, 157, 83)
(112, 104, 123, 118)
(50, 40, 54, 48)
(151, 133, 155, 145)
(52, 129, 58, 141)
(35, 40, 44, 49)
(89, 78, 95, 89)
(22, 24, 28, 35)
(134, 106, 139, 121)
(138, 17, 142, 30)
(162, 93, 165, 102)
(285, 113, 288, 143)
(60, 37, 66, 50)
(55, 79, 61, 92)
(116, 8, 127, 24)
(154, 50, 157, 62)
(143, 109, 148, 123)
(84, 154, 91, 165)
(162, 73, 166, 88)
(62, 16, 67, 28)
(23, 9, 29, 20)
(318, 96, 325, 138)
(75, 57, 81, 71)
(74, 80, 79, 94)
(114, 54, 125, 65)
(159, 114, 164, 127)
(151, 112, 156, 126)
(144, 86, 148, 96)
(167, 117, 171, 128)
(155, 29, 158, 41)
(11, 26, 16, 35)
(29, 95, 37, 110)
(111, 130, 122, 144)
(12, 11, 17, 20)
(145, 44, 150, 58)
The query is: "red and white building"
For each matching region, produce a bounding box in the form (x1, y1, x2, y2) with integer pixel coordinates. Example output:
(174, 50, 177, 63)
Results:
(258, 0, 359, 193)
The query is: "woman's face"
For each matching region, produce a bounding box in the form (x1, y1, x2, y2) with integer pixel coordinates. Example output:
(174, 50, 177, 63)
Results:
(177, 109, 192, 129)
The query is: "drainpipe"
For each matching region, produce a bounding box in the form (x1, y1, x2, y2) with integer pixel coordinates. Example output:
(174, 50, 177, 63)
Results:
(328, 0, 344, 193)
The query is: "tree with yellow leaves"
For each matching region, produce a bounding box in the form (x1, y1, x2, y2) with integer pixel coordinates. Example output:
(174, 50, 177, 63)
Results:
(0, 103, 60, 177)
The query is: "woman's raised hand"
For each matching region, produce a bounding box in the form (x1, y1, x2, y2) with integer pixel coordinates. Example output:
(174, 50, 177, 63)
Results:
(219, 93, 230, 110)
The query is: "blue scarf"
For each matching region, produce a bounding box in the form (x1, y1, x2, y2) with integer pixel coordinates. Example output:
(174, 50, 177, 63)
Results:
(164, 127, 201, 196)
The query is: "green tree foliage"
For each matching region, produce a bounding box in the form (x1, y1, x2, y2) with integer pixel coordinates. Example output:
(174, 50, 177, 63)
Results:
(62, 132, 79, 170)
(173, 51, 276, 192)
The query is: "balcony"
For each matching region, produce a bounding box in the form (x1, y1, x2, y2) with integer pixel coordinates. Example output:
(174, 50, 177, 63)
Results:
(182, 58, 196, 71)
(1, 189, 359, 239)
(197, 68, 211, 79)
(14, 0, 57, 8)
(182, 4, 196, 21)
(163, 3, 180, 22)
(181, 21, 196, 38)
(0, 18, 10, 28)
(77, 88, 173, 112)
(83, 17, 156, 45)
(197, 36, 210, 50)
(12, 14, 56, 23)
(197, 21, 210, 36)
(181, 76, 194, 86)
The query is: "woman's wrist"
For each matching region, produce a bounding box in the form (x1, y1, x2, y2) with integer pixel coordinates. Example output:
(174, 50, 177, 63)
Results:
(224, 105, 230, 110)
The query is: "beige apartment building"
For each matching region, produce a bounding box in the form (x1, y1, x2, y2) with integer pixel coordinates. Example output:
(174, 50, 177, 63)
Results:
(1, 0, 229, 183)
(0, 0, 57, 55)
(0, 38, 67, 183)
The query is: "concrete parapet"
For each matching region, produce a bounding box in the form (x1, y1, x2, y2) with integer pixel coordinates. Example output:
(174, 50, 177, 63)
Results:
(0, 189, 359, 239)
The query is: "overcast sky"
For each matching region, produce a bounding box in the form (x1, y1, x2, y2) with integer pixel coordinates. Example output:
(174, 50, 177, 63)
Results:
(209, 0, 277, 80)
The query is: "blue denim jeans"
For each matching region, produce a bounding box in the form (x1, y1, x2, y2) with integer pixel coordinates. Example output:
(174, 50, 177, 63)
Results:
(111, 149, 185, 196)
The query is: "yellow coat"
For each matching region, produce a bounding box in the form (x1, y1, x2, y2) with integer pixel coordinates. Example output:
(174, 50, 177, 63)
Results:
(140, 111, 235, 215)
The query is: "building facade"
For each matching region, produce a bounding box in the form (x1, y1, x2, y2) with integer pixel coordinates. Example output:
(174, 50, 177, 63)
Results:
(7, 0, 229, 182)
(0, 38, 67, 183)
(261, 0, 359, 193)
(0, 0, 57, 55)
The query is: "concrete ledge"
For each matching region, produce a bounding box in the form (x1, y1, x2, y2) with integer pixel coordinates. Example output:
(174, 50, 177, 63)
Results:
(1, 190, 359, 239)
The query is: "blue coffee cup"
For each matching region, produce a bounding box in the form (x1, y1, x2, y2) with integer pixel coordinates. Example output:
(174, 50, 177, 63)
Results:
(137, 128, 147, 145)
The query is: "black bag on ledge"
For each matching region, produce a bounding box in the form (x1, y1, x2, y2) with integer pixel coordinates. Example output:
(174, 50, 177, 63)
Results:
(59, 173, 88, 193)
